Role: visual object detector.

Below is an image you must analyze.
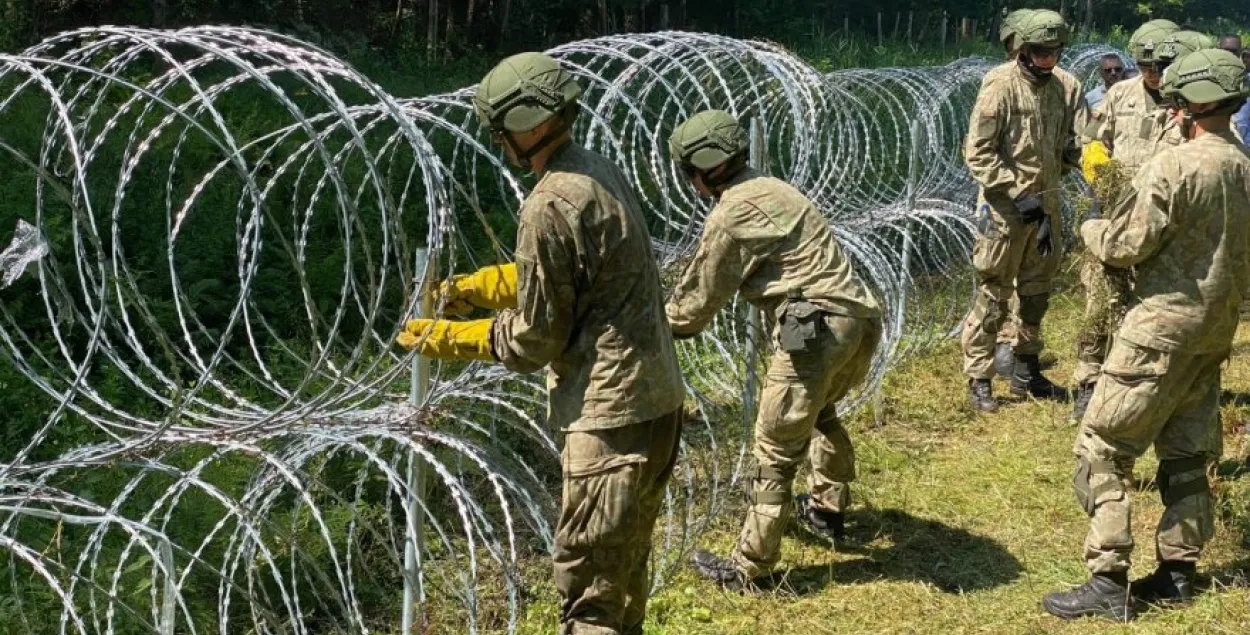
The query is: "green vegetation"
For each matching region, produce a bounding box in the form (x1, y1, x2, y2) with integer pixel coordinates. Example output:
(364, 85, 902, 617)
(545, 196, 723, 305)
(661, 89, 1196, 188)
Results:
(506, 285, 1250, 635)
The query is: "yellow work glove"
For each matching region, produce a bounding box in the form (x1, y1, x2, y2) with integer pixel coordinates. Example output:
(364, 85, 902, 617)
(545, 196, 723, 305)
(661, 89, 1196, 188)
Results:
(396, 318, 495, 361)
(435, 263, 518, 315)
(1082, 141, 1112, 185)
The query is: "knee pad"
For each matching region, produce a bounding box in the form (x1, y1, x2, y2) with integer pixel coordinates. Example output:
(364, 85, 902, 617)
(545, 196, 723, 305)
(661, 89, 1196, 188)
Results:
(1073, 455, 1124, 516)
(1019, 293, 1050, 326)
(745, 465, 791, 505)
(1157, 456, 1211, 507)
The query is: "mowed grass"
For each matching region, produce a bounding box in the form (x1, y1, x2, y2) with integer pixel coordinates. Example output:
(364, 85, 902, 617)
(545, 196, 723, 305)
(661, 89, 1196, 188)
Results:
(508, 280, 1250, 634)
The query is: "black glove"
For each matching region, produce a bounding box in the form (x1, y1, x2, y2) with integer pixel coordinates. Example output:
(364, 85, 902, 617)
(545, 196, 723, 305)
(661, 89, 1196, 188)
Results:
(1014, 192, 1045, 224)
(1086, 195, 1103, 221)
(1037, 214, 1054, 258)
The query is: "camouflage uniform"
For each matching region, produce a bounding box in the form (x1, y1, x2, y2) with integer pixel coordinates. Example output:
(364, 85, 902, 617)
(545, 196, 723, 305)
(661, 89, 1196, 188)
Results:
(1074, 76, 1185, 387)
(492, 142, 686, 635)
(1074, 131, 1250, 575)
(667, 169, 881, 578)
(961, 61, 1085, 379)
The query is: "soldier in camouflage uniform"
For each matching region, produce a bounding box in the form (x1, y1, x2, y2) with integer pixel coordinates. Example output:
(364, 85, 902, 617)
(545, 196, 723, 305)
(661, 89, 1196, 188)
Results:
(962, 9, 1086, 412)
(1042, 49, 1250, 622)
(1071, 26, 1214, 421)
(662, 110, 882, 586)
(396, 52, 686, 635)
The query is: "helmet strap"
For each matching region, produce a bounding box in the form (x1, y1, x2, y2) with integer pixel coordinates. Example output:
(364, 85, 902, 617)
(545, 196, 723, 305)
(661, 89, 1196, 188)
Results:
(1017, 52, 1055, 83)
(699, 153, 748, 192)
(501, 105, 577, 173)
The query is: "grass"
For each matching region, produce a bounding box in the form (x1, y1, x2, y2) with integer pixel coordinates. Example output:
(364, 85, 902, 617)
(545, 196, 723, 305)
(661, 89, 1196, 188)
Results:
(501, 280, 1250, 635)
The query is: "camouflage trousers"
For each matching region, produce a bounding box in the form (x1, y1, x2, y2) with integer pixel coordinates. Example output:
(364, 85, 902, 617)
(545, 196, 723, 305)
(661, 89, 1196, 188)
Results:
(732, 314, 882, 578)
(961, 208, 1062, 379)
(1072, 338, 1224, 574)
(1073, 257, 1135, 387)
(554, 409, 683, 635)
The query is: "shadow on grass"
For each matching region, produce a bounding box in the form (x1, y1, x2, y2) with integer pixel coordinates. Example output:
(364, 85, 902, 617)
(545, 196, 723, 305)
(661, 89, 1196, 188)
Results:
(775, 507, 1022, 595)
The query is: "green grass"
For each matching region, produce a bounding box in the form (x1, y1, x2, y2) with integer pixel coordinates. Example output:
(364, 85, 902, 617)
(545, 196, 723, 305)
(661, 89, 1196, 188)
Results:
(501, 282, 1250, 635)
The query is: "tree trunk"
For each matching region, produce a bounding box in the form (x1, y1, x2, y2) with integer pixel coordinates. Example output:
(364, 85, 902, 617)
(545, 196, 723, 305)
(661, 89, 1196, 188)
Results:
(466, 0, 476, 34)
(151, 0, 166, 27)
(1082, 0, 1094, 36)
(427, 0, 438, 60)
(661, 3, 670, 30)
(499, 0, 512, 46)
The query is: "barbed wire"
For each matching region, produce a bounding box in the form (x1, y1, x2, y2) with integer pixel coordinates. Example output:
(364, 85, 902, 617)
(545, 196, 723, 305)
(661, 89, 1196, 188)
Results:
(0, 26, 1119, 633)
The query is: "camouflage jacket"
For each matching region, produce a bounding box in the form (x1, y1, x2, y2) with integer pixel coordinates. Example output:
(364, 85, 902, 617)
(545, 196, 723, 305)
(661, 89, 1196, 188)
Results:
(1083, 75, 1183, 175)
(965, 61, 1085, 217)
(666, 169, 881, 335)
(491, 143, 685, 431)
(1081, 132, 1250, 354)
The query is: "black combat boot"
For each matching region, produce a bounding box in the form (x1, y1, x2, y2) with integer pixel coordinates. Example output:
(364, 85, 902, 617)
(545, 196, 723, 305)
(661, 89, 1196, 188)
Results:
(1042, 571, 1136, 621)
(994, 342, 1015, 378)
(795, 494, 844, 541)
(692, 550, 748, 589)
(1011, 354, 1069, 401)
(968, 378, 999, 413)
(1132, 561, 1197, 607)
(1070, 382, 1096, 423)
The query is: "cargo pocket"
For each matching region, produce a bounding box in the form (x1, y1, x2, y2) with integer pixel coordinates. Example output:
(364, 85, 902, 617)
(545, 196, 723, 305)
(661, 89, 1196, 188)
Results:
(1086, 340, 1170, 439)
(558, 453, 646, 549)
(971, 212, 1012, 281)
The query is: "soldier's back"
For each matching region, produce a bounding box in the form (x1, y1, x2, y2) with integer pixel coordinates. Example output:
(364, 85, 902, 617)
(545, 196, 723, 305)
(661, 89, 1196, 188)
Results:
(1120, 132, 1250, 354)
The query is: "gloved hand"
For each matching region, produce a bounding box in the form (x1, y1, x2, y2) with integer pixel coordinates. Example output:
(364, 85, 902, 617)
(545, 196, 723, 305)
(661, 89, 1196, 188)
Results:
(1036, 214, 1054, 258)
(1082, 140, 1112, 184)
(435, 263, 518, 315)
(1014, 192, 1046, 224)
(396, 318, 495, 361)
(1086, 195, 1103, 221)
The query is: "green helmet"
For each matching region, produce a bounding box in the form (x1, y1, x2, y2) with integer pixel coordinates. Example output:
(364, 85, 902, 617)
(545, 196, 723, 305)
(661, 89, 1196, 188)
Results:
(1156, 31, 1218, 65)
(1017, 10, 1070, 48)
(668, 110, 748, 171)
(473, 52, 584, 132)
(1129, 19, 1179, 63)
(999, 9, 1035, 54)
(1163, 49, 1250, 105)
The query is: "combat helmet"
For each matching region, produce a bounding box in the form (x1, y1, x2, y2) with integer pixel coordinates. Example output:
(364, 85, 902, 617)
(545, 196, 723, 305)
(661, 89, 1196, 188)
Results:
(668, 110, 749, 173)
(1163, 48, 1250, 107)
(1017, 10, 1070, 48)
(999, 9, 1035, 55)
(1129, 19, 1180, 64)
(1156, 31, 1219, 67)
(473, 52, 583, 133)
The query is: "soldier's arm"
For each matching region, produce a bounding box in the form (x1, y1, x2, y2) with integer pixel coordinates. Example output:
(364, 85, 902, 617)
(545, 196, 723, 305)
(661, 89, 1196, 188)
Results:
(1063, 84, 1088, 172)
(964, 81, 1022, 199)
(491, 193, 579, 374)
(1081, 156, 1172, 268)
(666, 204, 761, 337)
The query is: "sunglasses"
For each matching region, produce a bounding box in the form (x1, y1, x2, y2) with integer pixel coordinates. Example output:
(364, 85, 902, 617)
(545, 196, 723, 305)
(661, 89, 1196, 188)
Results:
(1101, 66, 1125, 74)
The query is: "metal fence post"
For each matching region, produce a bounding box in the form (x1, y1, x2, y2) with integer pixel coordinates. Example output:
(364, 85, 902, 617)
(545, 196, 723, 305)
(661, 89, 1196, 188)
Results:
(876, 119, 924, 426)
(402, 248, 433, 634)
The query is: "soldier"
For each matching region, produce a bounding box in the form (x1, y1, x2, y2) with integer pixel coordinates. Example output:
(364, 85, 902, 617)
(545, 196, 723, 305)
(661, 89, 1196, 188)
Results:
(1042, 49, 1250, 622)
(962, 9, 1085, 412)
(396, 52, 687, 635)
(663, 111, 882, 586)
(1069, 20, 1183, 421)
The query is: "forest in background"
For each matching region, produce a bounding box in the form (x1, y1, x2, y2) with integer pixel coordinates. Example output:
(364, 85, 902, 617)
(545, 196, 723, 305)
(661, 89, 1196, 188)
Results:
(1, 0, 1247, 62)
